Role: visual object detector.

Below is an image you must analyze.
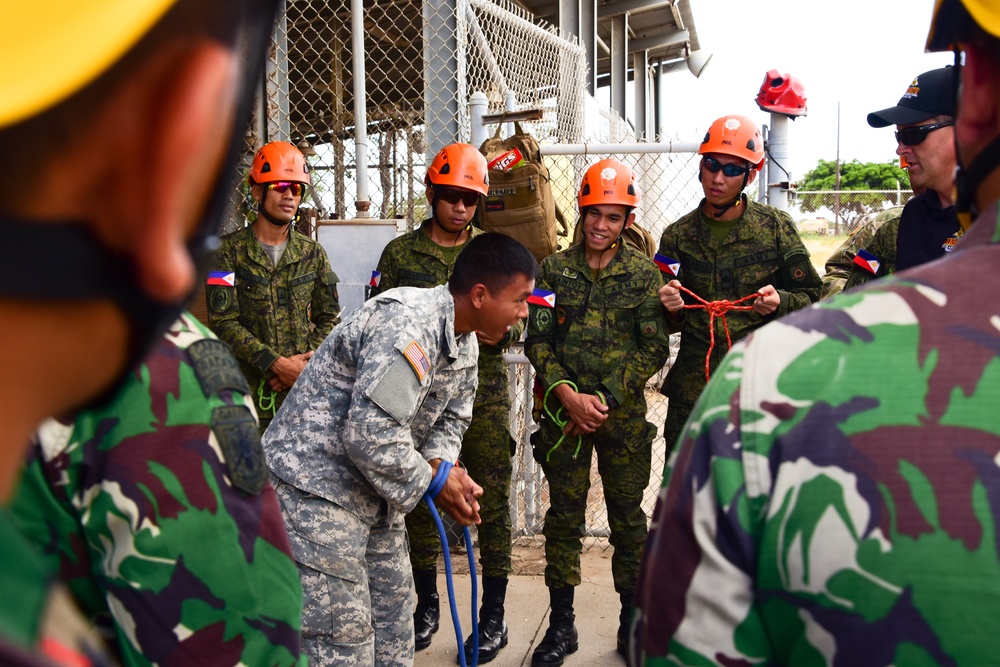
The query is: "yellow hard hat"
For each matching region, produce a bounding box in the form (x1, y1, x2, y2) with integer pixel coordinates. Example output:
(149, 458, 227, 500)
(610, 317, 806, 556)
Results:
(0, 0, 177, 129)
(927, 0, 1000, 51)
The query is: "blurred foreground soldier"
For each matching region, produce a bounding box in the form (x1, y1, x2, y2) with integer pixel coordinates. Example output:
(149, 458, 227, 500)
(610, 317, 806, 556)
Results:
(265, 233, 538, 666)
(841, 65, 960, 292)
(208, 141, 340, 433)
(371, 144, 519, 663)
(0, 0, 282, 664)
(657, 114, 821, 467)
(630, 2, 1000, 663)
(11, 316, 305, 666)
(525, 159, 669, 664)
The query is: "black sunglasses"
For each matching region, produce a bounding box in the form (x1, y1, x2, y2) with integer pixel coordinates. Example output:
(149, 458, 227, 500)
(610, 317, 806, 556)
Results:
(895, 121, 953, 146)
(436, 187, 480, 207)
(702, 156, 751, 178)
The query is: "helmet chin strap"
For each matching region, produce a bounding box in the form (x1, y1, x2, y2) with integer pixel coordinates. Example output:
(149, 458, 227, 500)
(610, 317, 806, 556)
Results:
(705, 172, 750, 218)
(257, 199, 294, 228)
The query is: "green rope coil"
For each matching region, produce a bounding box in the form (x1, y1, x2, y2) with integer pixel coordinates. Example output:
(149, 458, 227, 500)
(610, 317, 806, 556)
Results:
(542, 380, 606, 461)
(257, 378, 277, 416)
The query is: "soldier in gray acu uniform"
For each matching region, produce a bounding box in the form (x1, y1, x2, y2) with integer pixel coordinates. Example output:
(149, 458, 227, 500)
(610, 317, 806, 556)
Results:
(371, 142, 520, 663)
(658, 114, 821, 465)
(265, 233, 538, 666)
(526, 159, 670, 665)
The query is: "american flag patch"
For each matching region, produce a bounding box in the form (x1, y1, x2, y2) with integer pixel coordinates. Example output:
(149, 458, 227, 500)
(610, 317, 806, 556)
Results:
(403, 341, 430, 380)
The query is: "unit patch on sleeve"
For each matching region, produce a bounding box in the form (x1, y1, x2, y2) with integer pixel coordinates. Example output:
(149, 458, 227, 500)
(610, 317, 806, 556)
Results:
(189, 339, 252, 396)
(211, 405, 268, 495)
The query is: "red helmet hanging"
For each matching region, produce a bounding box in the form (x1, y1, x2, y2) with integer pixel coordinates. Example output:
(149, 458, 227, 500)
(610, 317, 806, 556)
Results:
(755, 70, 808, 118)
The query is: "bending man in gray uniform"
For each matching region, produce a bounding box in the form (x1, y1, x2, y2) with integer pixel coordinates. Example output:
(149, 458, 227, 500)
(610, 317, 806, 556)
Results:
(264, 232, 539, 666)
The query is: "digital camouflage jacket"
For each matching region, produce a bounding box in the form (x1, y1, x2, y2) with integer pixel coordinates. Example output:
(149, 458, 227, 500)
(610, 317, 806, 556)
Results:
(207, 224, 340, 412)
(371, 221, 521, 406)
(659, 197, 822, 405)
(632, 203, 1000, 666)
(526, 242, 670, 419)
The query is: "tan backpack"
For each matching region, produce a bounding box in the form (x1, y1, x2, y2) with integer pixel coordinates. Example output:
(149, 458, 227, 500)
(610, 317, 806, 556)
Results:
(478, 123, 566, 262)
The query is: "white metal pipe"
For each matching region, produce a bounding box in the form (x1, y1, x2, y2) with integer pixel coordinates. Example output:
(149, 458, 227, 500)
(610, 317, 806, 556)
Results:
(766, 112, 791, 214)
(466, 5, 511, 101)
(539, 140, 700, 155)
(470, 91, 489, 148)
(505, 92, 517, 138)
(351, 0, 371, 217)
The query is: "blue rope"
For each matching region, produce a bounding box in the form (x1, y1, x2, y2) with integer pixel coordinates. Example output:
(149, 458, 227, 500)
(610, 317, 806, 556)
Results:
(424, 461, 479, 667)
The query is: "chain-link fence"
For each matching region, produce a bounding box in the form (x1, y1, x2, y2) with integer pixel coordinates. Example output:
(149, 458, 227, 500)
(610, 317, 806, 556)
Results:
(790, 189, 914, 235)
(231, 0, 772, 552)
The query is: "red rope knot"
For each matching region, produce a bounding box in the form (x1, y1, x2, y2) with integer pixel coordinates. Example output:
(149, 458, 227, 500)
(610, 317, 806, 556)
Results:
(677, 285, 763, 381)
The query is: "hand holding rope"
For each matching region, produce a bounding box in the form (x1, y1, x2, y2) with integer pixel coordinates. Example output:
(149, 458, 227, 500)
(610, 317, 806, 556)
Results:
(424, 461, 479, 667)
(676, 285, 763, 381)
(541, 380, 607, 461)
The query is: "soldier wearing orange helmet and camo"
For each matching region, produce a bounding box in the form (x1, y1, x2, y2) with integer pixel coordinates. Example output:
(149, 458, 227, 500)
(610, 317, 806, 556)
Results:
(524, 158, 670, 665)
(207, 141, 340, 432)
(371, 143, 520, 664)
(657, 114, 821, 467)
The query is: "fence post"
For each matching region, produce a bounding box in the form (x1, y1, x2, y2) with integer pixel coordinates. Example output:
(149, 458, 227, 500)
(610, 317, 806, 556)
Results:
(471, 91, 488, 148)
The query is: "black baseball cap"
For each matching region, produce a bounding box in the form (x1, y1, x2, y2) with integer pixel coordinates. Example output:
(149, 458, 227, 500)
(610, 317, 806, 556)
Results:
(867, 66, 956, 128)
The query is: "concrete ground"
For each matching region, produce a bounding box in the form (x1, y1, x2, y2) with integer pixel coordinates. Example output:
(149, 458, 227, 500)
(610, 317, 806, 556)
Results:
(414, 540, 626, 667)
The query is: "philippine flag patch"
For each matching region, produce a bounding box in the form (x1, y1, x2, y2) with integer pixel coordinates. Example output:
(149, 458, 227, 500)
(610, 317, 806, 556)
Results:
(853, 248, 880, 274)
(403, 341, 430, 381)
(653, 253, 681, 277)
(206, 271, 235, 287)
(370, 270, 382, 287)
(528, 288, 556, 308)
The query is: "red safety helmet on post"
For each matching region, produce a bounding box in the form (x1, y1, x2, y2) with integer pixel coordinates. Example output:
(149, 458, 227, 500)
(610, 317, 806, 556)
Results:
(578, 158, 640, 211)
(756, 70, 808, 118)
(249, 141, 311, 186)
(699, 115, 765, 171)
(425, 143, 489, 196)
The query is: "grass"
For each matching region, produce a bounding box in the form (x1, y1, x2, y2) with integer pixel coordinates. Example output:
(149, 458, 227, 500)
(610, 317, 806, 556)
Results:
(801, 233, 847, 274)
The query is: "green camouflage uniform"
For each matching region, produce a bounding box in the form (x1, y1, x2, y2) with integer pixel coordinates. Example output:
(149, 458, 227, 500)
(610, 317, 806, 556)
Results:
(821, 206, 903, 299)
(207, 224, 340, 431)
(9, 313, 305, 667)
(632, 201, 1000, 667)
(371, 220, 520, 577)
(658, 197, 821, 463)
(525, 242, 669, 593)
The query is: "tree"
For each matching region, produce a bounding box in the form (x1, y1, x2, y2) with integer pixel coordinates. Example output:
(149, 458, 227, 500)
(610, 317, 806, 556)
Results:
(795, 159, 911, 231)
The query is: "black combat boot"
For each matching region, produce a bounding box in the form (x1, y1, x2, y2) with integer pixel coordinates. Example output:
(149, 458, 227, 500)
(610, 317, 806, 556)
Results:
(616, 591, 634, 658)
(461, 576, 509, 664)
(530, 586, 578, 666)
(413, 569, 440, 650)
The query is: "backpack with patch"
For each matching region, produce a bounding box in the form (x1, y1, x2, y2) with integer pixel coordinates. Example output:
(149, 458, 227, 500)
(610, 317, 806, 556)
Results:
(478, 122, 567, 262)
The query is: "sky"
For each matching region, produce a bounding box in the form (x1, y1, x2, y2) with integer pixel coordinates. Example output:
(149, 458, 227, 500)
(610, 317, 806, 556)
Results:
(649, 0, 954, 181)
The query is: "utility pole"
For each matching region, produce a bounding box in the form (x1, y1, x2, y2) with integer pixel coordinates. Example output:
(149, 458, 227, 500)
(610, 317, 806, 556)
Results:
(835, 101, 842, 235)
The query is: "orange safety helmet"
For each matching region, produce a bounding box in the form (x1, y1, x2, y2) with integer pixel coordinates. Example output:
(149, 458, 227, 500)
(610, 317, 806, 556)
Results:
(699, 115, 765, 170)
(249, 141, 311, 185)
(425, 143, 489, 196)
(756, 70, 807, 118)
(578, 158, 640, 210)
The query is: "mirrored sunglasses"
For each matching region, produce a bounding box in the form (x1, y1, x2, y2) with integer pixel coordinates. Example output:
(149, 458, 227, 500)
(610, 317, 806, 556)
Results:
(702, 156, 751, 178)
(437, 187, 480, 207)
(266, 181, 307, 196)
(895, 121, 952, 147)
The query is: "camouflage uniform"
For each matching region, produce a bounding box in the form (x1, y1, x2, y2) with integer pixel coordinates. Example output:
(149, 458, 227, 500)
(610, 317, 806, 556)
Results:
(264, 284, 479, 666)
(9, 313, 305, 667)
(525, 242, 669, 594)
(631, 203, 1000, 666)
(659, 198, 821, 462)
(821, 206, 902, 299)
(844, 190, 961, 292)
(207, 224, 340, 431)
(372, 220, 519, 577)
